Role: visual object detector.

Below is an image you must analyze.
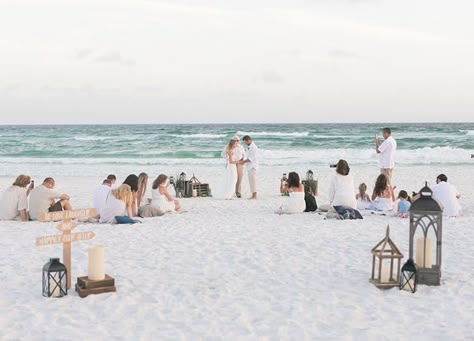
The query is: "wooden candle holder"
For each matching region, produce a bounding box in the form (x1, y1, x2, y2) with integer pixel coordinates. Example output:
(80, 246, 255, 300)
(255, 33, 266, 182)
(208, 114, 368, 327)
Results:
(75, 274, 117, 298)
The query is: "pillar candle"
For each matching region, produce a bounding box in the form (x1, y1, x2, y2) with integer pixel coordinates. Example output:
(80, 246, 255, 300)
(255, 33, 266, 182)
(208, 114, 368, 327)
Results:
(415, 238, 432, 269)
(192, 189, 197, 197)
(51, 273, 61, 297)
(88, 245, 105, 281)
(380, 267, 391, 283)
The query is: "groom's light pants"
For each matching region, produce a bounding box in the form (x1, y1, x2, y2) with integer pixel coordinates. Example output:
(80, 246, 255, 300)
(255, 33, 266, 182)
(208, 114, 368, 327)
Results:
(248, 168, 257, 194)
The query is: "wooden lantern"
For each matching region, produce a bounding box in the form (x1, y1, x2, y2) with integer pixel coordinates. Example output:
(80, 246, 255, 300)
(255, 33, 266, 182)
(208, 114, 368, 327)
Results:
(409, 183, 443, 286)
(370, 225, 403, 288)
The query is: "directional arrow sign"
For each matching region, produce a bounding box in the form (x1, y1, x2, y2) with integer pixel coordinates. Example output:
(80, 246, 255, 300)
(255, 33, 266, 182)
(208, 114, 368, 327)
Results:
(39, 208, 97, 222)
(36, 231, 96, 246)
(55, 220, 78, 232)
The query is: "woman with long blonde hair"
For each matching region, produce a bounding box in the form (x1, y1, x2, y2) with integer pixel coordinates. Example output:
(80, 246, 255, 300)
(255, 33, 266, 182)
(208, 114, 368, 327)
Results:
(216, 139, 238, 199)
(137, 172, 149, 206)
(99, 184, 135, 224)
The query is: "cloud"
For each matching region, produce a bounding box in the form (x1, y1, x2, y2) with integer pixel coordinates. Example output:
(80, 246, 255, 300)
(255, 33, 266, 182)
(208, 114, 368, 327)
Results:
(95, 52, 136, 66)
(75, 48, 93, 60)
(328, 49, 359, 59)
(260, 70, 285, 83)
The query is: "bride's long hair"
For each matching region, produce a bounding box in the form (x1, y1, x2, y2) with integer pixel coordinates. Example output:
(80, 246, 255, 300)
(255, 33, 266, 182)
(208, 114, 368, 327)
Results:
(226, 139, 237, 153)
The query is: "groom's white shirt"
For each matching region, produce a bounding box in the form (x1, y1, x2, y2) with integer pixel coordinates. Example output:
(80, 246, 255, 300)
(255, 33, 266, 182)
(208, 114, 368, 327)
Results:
(246, 142, 258, 171)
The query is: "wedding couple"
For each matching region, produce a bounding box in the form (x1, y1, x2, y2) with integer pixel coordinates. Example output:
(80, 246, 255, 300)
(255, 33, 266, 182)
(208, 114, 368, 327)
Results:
(218, 135, 258, 200)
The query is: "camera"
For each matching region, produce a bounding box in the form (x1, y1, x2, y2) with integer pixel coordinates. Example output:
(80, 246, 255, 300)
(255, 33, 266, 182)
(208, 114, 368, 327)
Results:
(329, 164, 337, 168)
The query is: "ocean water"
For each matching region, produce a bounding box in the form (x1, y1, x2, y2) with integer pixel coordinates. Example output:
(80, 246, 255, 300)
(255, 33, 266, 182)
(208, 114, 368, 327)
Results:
(0, 123, 472, 177)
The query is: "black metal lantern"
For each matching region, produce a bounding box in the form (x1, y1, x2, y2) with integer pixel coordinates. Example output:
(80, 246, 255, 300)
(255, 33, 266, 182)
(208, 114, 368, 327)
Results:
(400, 258, 418, 293)
(42, 258, 67, 297)
(179, 172, 186, 182)
(302, 170, 318, 196)
(409, 183, 443, 286)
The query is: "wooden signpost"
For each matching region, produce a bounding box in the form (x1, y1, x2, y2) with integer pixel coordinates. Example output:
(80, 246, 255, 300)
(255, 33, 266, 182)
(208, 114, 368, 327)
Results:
(36, 208, 97, 289)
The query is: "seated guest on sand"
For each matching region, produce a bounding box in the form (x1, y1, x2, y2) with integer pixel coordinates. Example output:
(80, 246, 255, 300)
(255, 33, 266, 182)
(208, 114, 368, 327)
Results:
(123, 174, 139, 216)
(328, 159, 357, 209)
(431, 173, 462, 217)
(151, 174, 181, 212)
(92, 178, 112, 218)
(0, 174, 34, 221)
(371, 174, 395, 211)
(397, 190, 411, 218)
(277, 172, 305, 214)
(356, 183, 372, 210)
(29, 177, 72, 220)
(99, 184, 134, 224)
(107, 174, 117, 186)
(137, 172, 149, 206)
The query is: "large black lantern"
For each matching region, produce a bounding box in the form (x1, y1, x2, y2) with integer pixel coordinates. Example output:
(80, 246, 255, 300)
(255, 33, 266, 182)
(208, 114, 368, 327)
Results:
(409, 183, 443, 286)
(400, 258, 418, 293)
(42, 258, 67, 297)
(303, 170, 318, 196)
(175, 172, 187, 198)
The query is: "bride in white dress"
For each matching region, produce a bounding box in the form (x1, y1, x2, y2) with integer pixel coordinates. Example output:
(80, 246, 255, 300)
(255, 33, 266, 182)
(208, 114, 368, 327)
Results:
(217, 139, 238, 200)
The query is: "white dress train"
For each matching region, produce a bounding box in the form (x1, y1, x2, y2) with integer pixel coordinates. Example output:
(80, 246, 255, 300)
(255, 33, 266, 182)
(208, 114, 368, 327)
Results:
(217, 160, 237, 199)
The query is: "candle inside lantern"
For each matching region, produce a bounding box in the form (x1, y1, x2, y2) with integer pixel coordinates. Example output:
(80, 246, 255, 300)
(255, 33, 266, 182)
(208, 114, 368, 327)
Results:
(52, 273, 61, 297)
(88, 245, 105, 281)
(380, 267, 391, 283)
(192, 189, 197, 197)
(415, 238, 432, 268)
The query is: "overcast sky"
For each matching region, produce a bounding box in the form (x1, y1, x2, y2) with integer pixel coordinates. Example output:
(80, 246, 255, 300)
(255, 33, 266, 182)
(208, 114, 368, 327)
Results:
(1, 0, 473, 124)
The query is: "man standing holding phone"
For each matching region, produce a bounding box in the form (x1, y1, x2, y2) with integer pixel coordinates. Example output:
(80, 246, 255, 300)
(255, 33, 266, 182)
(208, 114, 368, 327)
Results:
(375, 127, 397, 184)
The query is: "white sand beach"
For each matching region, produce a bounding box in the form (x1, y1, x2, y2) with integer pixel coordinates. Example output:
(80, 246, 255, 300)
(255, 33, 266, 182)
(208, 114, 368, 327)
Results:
(0, 164, 473, 340)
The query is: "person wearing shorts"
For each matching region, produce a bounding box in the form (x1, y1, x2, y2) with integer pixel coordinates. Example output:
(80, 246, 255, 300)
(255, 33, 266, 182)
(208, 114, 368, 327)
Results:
(29, 177, 72, 220)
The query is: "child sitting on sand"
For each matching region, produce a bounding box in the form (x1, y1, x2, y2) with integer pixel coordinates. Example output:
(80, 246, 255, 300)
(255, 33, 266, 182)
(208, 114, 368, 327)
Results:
(397, 190, 411, 218)
(356, 183, 372, 210)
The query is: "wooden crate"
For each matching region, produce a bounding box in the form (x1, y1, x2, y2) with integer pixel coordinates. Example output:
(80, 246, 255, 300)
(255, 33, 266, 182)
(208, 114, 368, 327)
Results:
(192, 183, 210, 197)
(75, 274, 116, 298)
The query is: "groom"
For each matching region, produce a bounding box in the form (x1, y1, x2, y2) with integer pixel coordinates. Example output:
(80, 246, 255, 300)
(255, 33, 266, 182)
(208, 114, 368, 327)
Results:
(241, 135, 258, 200)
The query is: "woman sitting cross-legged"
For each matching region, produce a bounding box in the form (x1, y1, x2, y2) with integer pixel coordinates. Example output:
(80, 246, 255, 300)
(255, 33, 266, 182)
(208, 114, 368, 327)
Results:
(371, 174, 395, 211)
(99, 184, 136, 224)
(151, 174, 181, 213)
(277, 172, 305, 214)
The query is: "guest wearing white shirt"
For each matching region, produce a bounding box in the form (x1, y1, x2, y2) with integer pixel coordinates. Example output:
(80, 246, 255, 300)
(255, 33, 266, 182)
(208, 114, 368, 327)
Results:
(92, 178, 112, 218)
(431, 174, 462, 217)
(29, 177, 72, 220)
(375, 127, 397, 184)
(328, 159, 357, 209)
(241, 135, 258, 200)
(0, 174, 34, 221)
(232, 135, 246, 198)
